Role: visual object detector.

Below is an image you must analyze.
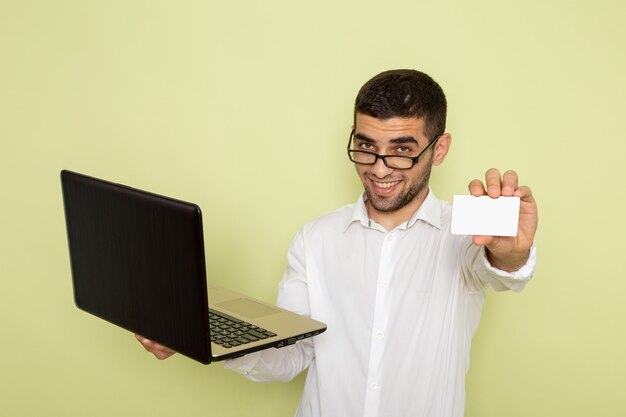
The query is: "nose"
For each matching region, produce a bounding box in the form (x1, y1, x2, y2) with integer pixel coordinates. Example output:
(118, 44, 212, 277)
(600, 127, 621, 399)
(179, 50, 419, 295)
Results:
(371, 156, 394, 178)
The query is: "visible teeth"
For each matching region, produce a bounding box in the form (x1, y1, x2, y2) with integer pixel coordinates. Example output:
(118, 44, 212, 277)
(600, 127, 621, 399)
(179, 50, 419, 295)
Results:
(374, 181, 399, 189)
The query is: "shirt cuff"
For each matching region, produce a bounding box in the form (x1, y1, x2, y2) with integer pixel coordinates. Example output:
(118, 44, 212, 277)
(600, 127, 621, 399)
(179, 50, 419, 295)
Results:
(481, 243, 537, 279)
(223, 351, 263, 376)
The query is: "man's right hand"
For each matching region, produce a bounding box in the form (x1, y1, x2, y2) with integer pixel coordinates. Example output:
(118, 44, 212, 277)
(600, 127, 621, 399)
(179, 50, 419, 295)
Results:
(135, 334, 176, 360)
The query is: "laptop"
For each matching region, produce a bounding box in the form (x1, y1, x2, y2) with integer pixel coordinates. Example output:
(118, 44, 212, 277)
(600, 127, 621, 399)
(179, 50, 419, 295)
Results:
(61, 170, 326, 364)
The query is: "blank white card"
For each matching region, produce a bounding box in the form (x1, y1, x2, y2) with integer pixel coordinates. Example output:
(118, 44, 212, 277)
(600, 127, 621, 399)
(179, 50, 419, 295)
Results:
(451, 195, 520, 237)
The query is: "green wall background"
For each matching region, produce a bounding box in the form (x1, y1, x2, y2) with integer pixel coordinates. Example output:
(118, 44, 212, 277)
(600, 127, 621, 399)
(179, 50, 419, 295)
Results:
(1, 1, 624, 416)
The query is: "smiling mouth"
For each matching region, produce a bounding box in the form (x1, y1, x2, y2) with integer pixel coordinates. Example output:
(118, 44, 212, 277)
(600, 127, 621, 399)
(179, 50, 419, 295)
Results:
(373, 180, 400, 189)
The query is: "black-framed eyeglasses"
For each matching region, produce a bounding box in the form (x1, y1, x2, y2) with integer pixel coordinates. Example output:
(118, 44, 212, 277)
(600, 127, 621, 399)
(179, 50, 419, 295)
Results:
(346, 129, 440, 170)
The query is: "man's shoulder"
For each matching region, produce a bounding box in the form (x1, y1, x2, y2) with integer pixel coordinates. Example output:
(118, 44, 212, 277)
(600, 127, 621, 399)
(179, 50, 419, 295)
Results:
(302, 203, 355, 232)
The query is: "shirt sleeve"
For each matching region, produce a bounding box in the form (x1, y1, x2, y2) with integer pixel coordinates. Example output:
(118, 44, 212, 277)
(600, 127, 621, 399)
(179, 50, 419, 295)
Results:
(223, 229, 315, 381)
(462, 240, 537, 292)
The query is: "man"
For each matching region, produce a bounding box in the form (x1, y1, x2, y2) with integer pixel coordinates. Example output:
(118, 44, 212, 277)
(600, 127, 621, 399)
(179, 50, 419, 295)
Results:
(138, 69, 538, 417)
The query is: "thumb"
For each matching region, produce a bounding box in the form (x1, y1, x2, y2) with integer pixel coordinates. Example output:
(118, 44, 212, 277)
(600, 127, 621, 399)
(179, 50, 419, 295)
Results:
(472, 235, 495, 246)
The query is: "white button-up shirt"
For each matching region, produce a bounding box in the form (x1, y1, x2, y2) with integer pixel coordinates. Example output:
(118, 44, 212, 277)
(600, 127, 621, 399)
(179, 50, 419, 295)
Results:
(225, 190, 535, 417)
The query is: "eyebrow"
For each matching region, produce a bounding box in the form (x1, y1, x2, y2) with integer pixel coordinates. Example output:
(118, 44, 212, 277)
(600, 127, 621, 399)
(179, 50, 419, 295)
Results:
(354, 132, 420, 146)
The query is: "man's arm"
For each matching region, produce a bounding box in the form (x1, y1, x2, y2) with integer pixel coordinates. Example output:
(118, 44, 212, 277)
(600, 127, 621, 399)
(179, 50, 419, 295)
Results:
(136, 229, 315, 381)
(223, 228, 314, 381)
(136, 328, 314, 381)
(468, 168, 538, 272)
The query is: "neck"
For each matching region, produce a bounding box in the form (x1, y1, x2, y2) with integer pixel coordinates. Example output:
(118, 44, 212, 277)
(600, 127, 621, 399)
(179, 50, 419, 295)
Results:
(366, 188, 430, 231)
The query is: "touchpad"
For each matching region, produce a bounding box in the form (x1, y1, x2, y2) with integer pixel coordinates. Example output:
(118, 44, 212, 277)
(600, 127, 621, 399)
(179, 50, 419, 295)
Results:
(216, 298, 281, 319)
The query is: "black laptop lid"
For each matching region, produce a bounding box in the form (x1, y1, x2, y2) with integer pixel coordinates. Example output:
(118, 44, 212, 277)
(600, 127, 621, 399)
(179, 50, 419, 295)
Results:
(61, 170, 212, 364)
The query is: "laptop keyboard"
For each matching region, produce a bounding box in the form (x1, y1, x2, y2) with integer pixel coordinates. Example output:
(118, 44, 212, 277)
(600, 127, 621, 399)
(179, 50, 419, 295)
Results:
(209, 308, 277, 349)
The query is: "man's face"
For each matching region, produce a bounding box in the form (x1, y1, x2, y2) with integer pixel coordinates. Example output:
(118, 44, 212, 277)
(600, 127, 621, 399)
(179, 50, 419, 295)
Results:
(352, 114, 438, 213)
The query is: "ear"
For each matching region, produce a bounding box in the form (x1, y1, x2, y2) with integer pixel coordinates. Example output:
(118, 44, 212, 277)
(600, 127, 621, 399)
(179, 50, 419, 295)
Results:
(432, 133, 451, 166)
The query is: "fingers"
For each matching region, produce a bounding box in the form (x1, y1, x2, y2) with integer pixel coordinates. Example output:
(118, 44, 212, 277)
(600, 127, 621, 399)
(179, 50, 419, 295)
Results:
(501, 170, 518, 197)
(484, 168, 503, 198)
(135, 334, 176, 360)
(468, 179, 486, 196)
(514, 185, 535, 203)
(468, 169, 520, 198)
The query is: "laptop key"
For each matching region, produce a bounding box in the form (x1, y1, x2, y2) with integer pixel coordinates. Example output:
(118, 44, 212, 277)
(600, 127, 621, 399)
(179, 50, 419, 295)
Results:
(242, 334, 259, 342)
(248, 330, 268, 339)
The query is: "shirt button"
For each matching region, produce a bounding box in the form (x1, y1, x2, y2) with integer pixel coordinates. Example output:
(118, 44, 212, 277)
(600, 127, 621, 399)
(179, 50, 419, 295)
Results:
(375, 331, 384, 339)
(387, 235, 394, 241)
(371, 383, 379, 390)
(381, 281, 389, 288)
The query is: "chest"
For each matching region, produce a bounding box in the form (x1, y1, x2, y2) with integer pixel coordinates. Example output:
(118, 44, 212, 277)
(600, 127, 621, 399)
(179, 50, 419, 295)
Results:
(304, 224, 465, 323)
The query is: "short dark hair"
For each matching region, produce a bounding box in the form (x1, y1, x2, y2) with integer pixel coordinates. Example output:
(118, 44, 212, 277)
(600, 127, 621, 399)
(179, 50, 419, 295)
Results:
(354, 69, 447, 140)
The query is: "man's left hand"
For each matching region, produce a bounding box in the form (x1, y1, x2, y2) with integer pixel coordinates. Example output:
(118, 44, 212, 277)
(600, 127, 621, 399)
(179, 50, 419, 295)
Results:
(468, 168, 538, 272)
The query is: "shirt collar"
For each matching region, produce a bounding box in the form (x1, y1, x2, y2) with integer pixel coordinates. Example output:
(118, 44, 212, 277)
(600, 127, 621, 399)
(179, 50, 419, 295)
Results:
(344, 188, 442, 232)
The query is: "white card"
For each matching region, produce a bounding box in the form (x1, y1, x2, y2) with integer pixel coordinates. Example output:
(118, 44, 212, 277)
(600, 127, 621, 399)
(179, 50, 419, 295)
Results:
(451, 195, 520, 236)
